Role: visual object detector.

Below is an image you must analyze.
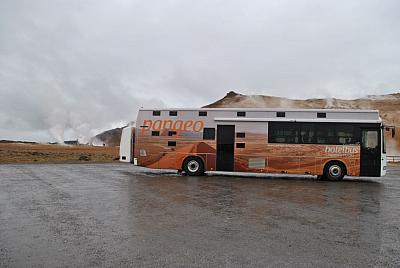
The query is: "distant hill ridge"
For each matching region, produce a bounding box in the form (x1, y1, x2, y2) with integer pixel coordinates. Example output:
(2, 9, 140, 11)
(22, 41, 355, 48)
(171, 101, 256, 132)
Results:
(90, 127, 124, 147)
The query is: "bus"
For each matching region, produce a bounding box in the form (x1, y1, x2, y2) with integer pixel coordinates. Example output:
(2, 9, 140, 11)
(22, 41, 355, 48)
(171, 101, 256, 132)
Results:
(119, 108, 390, 180)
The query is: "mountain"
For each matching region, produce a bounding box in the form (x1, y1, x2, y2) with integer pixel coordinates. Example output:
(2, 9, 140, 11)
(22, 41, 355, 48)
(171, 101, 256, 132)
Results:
(90, 127, 124, 147)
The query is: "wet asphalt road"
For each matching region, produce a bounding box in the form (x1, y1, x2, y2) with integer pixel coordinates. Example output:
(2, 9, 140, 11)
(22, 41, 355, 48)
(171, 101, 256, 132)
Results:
(0, 164, 399, 267)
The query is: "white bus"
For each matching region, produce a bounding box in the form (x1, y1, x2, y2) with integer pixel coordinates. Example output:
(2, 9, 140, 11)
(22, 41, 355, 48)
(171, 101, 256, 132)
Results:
(120, 108, 391, 180)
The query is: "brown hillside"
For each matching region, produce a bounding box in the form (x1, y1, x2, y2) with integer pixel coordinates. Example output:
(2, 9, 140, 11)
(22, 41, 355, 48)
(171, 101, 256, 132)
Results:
(90, 127, 124, 147)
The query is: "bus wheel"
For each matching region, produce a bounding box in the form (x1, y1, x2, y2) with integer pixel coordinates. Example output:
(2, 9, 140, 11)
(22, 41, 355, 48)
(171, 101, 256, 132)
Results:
(323, 161, 345, 181)
(183, 156, 205, 176)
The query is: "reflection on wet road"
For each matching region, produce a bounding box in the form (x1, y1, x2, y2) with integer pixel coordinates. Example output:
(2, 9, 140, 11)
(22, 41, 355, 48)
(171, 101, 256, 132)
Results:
(0, 164, 399, 267)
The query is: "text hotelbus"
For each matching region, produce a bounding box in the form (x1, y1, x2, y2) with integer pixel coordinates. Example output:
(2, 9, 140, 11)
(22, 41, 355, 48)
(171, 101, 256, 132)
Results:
(120, 108, 388, 180)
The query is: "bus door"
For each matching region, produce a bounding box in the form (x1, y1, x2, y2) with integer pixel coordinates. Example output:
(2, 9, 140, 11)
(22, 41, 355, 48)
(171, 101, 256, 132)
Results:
(217, 125, 235, 171)
(360, 128, 381, 177)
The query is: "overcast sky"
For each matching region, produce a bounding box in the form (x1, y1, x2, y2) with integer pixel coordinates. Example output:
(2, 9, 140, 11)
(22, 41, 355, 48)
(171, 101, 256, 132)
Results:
(0, 0, 399, 142)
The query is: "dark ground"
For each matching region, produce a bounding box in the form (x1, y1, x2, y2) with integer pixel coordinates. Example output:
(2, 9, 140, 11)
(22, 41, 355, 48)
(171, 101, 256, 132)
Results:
(0, 164, 399, 267)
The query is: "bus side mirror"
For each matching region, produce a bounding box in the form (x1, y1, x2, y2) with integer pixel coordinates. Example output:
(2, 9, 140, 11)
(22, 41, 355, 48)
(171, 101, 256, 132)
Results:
(385, 126, 396, 138)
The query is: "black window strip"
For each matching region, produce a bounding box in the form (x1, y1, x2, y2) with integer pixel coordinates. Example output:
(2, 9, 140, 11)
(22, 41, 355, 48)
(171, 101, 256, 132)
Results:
(276, 112, 286, 117)
(203, 128, 215, 140)
(236, 132, 245, 138)
(168, 141, 176, 146)
(236, 143, 245, 148)
(268, 122, 362, 145)
(151, 131, 160, 136)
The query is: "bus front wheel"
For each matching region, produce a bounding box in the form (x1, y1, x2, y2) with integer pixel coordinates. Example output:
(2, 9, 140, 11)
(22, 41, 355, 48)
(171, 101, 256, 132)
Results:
(183, 156, 205, 176)
(323, 161, 346, 181)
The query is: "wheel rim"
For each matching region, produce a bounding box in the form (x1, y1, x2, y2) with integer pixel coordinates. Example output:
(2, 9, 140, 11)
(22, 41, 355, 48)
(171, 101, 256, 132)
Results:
(329, 165, 342, 178)
(187, 160, 199, 173)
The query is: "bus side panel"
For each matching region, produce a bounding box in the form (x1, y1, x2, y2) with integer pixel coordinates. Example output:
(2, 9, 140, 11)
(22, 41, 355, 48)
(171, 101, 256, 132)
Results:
(133, 109, 219, 171)
(267, 156, 300, 174)
(234, 142, 361, 176)
(135, 134, 217, 171)
(298, 157, 317, 175)
(136, 143, 216, 171)
(133, 110, 363, 177)
(233, 124, 269, 173)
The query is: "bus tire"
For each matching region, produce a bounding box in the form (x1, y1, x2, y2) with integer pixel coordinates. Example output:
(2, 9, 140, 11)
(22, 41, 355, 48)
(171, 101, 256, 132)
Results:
(323, 161, 346, 181)
(183, 156, 205, 176)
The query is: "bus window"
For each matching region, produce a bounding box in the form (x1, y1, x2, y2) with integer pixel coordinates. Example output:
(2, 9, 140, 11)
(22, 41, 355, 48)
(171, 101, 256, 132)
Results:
(336, 124, 355, 145)
(236, 132, 245, 138)
(362, 130, 378, 149)
(203, 128, 215, 140)
(276, 112, 285, 117)
(236, 143, 245, 148)
(316, 124, 335, 144)
(168, 141, 176, 146)
(300, 123, 314, 144)
(269, 123, 299, 144)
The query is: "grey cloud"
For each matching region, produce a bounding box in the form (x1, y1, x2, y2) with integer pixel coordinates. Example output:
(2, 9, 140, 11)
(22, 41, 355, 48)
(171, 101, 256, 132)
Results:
(0, 0, 399, 141)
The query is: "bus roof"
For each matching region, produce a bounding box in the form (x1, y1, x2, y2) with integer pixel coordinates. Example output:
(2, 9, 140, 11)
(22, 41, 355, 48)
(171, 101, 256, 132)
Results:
(138, 108, 381, 124)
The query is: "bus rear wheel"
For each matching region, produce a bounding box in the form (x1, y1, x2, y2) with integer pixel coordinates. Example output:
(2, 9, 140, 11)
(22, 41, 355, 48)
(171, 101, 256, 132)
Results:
(323, 161, 345, 181)
(183, 156, 205, 176)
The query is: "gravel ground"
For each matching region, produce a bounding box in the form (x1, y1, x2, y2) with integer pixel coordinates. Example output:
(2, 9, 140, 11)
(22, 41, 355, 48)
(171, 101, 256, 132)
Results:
(0, 163, 399, 267)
